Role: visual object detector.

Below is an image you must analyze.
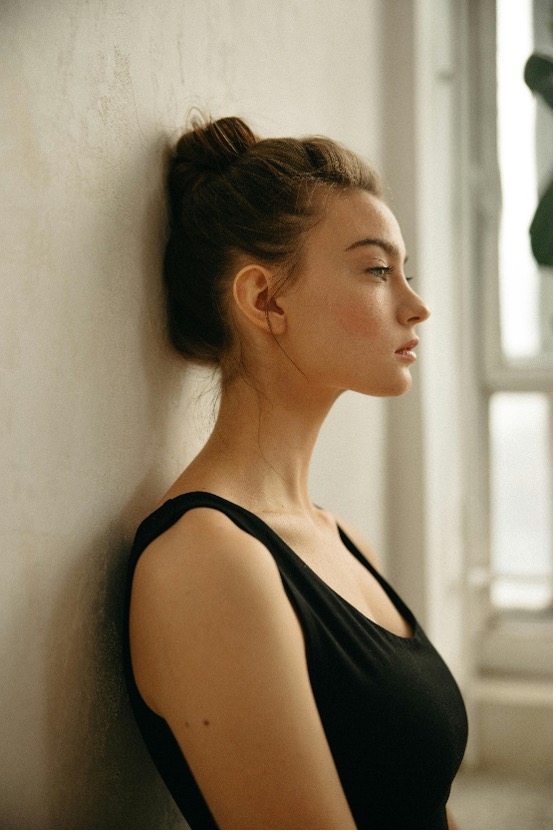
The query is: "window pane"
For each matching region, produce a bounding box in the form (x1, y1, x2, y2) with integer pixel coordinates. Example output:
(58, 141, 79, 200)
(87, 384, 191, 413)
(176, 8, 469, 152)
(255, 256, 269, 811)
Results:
(496, 0, 552, 360)
(489, 392, 552, 609)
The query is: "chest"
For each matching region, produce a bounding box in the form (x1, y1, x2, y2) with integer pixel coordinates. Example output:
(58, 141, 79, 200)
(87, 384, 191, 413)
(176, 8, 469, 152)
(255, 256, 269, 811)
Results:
(304, 618, 468, 829)
(267, 521, 413, 639)
(264, 519, 468, 828)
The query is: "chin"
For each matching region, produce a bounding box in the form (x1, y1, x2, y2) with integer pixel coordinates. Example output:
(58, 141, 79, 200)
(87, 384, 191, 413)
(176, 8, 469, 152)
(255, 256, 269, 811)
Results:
(392, 376, 414, 396)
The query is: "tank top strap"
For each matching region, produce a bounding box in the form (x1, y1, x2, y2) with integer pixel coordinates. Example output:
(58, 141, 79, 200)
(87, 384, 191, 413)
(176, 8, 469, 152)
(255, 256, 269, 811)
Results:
(130, 490, 294, 571)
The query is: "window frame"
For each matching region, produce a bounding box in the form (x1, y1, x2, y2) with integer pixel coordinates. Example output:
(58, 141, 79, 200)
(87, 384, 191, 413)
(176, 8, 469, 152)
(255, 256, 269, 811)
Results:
(466, 0, 552, 676)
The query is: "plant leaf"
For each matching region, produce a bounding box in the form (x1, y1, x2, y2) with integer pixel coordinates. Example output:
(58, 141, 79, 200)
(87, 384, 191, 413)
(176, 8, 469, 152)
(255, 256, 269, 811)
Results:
(530, 180, 553, 267)
(524, 53, 553, 109)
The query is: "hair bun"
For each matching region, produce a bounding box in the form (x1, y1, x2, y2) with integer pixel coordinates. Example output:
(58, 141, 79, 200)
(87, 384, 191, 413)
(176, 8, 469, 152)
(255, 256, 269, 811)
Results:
(173, 115, 258, 179)
(168, 116, 259, 217)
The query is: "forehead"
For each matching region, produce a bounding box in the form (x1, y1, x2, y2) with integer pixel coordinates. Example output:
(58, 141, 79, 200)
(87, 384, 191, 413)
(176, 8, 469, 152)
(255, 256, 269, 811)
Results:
(311, 189, 405, 256)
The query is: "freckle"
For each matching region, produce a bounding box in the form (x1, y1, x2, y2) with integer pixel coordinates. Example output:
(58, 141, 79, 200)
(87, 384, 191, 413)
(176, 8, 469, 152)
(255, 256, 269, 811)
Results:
(185, 721, 190, 728)
(203, 719, 210, 726)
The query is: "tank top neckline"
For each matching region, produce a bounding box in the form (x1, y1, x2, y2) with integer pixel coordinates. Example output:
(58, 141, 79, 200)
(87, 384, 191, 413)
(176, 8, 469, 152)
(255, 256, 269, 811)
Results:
(144, 489, 419, 644)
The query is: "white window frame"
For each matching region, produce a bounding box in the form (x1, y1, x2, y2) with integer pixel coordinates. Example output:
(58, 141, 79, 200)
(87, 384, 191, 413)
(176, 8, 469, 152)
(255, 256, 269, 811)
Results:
(463, 0, 552, 678)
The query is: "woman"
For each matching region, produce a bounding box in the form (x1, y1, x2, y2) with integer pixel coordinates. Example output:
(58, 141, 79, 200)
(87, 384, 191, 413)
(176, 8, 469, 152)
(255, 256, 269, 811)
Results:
(124, 116, 467, 829)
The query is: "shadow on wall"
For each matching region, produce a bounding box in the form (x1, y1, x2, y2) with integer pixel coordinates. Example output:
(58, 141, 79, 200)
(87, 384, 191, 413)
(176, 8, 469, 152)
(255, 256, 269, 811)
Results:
(43, 524, 187, 828)
(39, 134, 191, 828)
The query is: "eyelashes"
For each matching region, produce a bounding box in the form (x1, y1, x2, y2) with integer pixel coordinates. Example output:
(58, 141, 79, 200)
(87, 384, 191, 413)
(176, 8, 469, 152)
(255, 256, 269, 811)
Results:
(366, 266, 414, 283)
(366, 266, 394, 280)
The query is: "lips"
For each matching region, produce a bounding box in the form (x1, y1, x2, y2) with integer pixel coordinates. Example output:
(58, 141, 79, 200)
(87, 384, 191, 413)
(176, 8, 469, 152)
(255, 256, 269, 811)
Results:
(395, 339, 419, 355)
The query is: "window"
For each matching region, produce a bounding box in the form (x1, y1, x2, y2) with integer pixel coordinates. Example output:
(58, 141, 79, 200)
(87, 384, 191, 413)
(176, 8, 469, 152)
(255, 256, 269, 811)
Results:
(496, 0, 552, 364)
(487, 0, 553, 616)
(489, 392, 551, 610)
(466, 0, 552, 676)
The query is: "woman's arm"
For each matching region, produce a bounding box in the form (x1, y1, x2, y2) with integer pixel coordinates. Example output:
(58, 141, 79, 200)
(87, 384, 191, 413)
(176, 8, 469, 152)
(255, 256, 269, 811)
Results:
(130, 507, 356, 830)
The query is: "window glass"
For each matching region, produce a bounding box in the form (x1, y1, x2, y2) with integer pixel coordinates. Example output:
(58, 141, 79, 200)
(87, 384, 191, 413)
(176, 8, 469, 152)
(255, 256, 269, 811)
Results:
(489, 392, 552, 610)
(496, 0, 552, 360)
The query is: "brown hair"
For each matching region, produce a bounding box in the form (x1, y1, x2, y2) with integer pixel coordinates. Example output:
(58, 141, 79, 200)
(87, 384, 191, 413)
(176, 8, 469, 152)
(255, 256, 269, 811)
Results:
(163, 115, 382, 369)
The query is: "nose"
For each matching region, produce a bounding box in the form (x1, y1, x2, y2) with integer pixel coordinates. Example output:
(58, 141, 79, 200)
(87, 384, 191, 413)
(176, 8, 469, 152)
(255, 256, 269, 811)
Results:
(399, 285, 430, 325)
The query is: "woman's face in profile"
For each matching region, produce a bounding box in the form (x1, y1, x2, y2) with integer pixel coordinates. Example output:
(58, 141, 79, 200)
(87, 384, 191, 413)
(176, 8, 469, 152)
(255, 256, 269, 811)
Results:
(278, 188, 430, 398)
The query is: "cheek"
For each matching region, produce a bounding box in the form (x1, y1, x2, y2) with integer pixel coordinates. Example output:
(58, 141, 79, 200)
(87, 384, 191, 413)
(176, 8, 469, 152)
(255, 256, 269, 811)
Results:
(333, 294, 386, 340)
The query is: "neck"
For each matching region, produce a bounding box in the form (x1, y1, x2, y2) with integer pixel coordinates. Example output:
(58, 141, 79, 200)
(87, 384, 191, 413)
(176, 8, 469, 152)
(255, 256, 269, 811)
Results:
(188, 370, 341, 516)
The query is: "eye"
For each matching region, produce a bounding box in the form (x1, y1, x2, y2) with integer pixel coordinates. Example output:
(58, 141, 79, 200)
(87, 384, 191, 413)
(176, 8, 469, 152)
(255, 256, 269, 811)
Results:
(367, 266, 393, 280)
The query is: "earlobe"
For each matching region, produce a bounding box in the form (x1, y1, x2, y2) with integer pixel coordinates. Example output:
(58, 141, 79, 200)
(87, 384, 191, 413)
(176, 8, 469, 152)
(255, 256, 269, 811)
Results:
(232, 265, 287, 336)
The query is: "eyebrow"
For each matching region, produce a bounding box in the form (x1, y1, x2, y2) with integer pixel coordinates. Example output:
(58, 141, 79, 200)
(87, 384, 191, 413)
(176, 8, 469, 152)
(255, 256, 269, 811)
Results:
(345, 237, 408, 264)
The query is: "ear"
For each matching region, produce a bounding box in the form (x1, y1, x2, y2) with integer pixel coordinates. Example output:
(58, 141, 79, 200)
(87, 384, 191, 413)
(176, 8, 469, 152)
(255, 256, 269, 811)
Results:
(232, 264, 287, 336)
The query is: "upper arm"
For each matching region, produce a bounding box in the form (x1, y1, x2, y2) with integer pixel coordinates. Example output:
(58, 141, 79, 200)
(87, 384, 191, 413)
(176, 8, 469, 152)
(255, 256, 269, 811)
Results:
(129, 508, 356, 830)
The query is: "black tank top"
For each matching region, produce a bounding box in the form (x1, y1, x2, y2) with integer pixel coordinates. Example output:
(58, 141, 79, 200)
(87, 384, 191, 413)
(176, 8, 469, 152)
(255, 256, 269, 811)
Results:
(123, 492, 467, 830)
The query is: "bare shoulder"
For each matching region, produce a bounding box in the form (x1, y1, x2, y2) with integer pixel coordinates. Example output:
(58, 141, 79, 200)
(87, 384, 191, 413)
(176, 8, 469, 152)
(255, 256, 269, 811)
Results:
(129, 506, 356, 828)
(132, 505, 279, 598)
(333, 513, 384, 572)
(129, 507, 293, 709)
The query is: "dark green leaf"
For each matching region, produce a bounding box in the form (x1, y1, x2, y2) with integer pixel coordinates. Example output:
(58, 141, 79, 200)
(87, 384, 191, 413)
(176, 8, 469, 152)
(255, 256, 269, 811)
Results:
(530, 180, 553, 267)
(524, 53, 553, 109)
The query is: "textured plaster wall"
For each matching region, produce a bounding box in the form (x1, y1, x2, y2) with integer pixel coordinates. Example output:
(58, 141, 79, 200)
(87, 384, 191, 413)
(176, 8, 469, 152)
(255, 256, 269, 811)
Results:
(1, 0, 384, 827)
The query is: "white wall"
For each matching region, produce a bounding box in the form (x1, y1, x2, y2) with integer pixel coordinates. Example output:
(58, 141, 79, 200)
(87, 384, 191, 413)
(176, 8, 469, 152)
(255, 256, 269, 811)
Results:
(0, 0, 385, 826)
